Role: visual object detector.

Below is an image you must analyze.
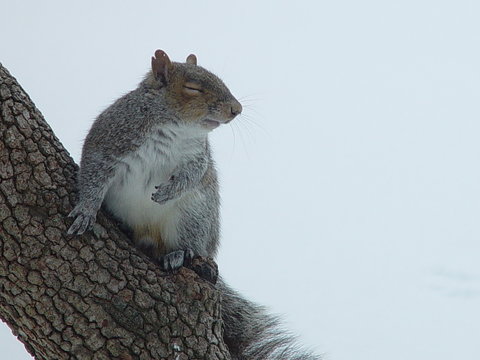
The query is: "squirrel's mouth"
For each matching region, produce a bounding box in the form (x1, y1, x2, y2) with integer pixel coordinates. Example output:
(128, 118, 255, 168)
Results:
(202, 119, 222, 129)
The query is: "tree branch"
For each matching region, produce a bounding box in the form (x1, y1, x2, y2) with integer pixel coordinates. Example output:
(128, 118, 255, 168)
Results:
(0, 63, 230, 360)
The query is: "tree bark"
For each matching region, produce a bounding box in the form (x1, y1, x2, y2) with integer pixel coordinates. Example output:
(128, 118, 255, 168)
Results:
(0, 63, 231, 360)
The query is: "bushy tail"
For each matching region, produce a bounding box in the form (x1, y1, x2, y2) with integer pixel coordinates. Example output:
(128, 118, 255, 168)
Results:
(217, 278, 320, 360)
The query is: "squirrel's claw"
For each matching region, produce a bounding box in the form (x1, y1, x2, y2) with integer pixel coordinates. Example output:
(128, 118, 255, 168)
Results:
(158, 249, 194, 271)
(151, 184, 174, 204)
(67, 212, 95, 235)
(67, 203, 98, 235)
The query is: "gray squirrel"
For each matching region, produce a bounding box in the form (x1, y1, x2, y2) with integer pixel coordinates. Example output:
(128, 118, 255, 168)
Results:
(68, 50, 319, 360)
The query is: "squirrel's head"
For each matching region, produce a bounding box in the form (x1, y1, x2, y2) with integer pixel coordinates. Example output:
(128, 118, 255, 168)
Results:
(148, 49, 242, 130)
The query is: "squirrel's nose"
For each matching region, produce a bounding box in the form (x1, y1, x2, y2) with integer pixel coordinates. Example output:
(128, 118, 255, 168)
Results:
(230, 101, 242, 117)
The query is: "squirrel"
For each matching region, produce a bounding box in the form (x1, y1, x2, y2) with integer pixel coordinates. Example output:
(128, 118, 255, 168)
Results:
(68, 50, 319, 360)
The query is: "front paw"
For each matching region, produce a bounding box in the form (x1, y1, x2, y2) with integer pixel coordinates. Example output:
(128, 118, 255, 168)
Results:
(151, 183, 174, 204)
(67, 207, 96, 235)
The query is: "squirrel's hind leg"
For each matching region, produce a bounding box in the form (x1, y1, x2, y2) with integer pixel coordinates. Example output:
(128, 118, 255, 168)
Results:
(157, 248, 194, 271)
(133, 232, 194, 271)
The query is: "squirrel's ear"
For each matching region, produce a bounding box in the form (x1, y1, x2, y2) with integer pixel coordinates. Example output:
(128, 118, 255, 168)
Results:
(151, 50, 172, 85)
(186, 54, 197, 66)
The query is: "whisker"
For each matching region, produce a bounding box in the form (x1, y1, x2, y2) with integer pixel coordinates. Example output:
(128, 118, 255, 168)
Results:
(232, 120, 251, 160)
(242, 104, 266, 121)
(238, 119, 255, 145)
(228, 119, 237, 160)
(239, 99, 262, 105)
(238, 93, 264, 103)
(239, 113, 269, 136)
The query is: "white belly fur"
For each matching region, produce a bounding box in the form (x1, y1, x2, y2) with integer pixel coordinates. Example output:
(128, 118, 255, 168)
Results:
(103, 124, 207, 251)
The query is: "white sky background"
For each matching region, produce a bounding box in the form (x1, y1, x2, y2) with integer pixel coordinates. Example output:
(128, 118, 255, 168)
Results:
(1, 0, 480, 359)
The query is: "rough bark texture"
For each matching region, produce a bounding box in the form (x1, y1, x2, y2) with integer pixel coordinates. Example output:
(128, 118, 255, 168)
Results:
(0, 63, 231, 360)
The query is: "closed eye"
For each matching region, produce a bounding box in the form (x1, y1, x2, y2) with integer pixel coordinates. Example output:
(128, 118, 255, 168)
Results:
(183, 83, 203, 95)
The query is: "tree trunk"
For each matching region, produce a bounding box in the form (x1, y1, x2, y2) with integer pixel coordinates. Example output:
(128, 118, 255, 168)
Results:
(0, 63, 231, 360)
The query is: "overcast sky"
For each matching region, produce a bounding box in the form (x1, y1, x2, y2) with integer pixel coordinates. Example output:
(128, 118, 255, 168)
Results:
(1, 1, 480, 359)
